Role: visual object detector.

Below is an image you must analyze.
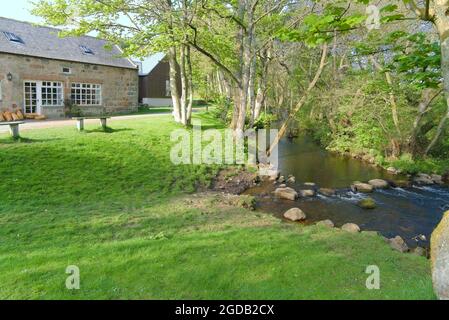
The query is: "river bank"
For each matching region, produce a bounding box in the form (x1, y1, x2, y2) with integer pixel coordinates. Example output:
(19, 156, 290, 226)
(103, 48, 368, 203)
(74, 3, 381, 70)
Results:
(224, 136, 449, 252)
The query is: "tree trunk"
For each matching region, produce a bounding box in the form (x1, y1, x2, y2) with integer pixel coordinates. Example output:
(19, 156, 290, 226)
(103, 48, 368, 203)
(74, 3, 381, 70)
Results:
(426, 3, 449, 154)
(168, 46, 181, 123)
(268, 44, 328, 155)
(252, 50, 269, 125)
(409, 88, 442, 155)
(186, 45, 194, 125)
(371, 57, 401, 136)
(179, 44, 188, 125)
(425, 110, 449, 155)
(248, 55, 257, 125)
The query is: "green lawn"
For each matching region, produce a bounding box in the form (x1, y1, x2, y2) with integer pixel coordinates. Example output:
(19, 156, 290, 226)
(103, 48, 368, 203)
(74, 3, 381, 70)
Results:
(0, 113, 435, 299)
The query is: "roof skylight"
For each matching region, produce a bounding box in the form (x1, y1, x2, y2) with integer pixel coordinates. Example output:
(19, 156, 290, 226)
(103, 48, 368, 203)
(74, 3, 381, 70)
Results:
(80, 45, 94, 55)
(3, 31, 24, 44)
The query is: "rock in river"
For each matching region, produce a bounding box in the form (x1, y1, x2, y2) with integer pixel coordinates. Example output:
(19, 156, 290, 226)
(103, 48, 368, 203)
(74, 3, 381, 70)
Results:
(431, 211, 449, 300)
(414, 173, 434, 185)
(341, 223, 361, 233)
(284, 208, 306, 222)
(389, 236, 409, 253)
(358, 197, 376, 210)
(299, 189, 316, 197)
(317, 219, 335, 228)
(412, 247, 427, 257)
(274, 187, 298, 201)
(319, 188, 336, 197)
(304, 182, 316, 187)
(368, 179, 390, 189)
(431, 174, 444, 185)
(351, 182, 374, 193)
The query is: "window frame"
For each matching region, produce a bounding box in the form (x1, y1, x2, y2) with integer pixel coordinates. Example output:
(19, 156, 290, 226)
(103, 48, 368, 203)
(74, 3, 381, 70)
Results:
(70, 83, 102, 106)
(40, 81, 64, 107)
(62, 67, 72, 75)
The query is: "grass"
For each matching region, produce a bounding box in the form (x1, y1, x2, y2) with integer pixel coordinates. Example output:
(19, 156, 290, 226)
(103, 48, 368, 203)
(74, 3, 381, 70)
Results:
(0, 113, 435, 299)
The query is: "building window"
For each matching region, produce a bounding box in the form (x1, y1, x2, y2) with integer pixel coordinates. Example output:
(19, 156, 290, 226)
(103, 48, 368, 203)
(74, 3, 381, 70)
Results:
(71, 83, 102, 106)
(80, 45, 94, 55)
(41, 82, 64, 107)
(3, 31, 24, 44)
(165, 80, 171, 97)
(62, 67, 72, 74)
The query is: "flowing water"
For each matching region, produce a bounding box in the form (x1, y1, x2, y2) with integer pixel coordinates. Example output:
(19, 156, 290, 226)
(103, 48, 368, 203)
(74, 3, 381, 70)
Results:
(246, 136, 449, 247)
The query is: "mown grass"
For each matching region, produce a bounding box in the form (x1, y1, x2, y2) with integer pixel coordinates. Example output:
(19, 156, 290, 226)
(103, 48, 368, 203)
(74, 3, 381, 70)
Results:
(0, 113, 435, 299)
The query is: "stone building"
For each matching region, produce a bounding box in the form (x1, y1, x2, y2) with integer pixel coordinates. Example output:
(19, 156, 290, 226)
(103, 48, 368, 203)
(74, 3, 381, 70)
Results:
(0, 17, 139, 119)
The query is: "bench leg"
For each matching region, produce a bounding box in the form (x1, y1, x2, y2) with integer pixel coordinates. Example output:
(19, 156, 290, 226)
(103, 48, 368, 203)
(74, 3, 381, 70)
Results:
(9, 124, 20, 139)
(100, 118, 107, 129)
(77, 119, 84, 131)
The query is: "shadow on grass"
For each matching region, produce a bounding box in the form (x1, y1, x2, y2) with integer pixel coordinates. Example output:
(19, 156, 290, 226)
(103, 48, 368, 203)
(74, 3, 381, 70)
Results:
(0, 136, 63, 145)
(83, 127, 134, 134)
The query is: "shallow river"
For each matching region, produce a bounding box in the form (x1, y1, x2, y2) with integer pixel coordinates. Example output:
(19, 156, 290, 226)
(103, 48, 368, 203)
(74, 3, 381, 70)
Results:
(246, 136, 449, 247)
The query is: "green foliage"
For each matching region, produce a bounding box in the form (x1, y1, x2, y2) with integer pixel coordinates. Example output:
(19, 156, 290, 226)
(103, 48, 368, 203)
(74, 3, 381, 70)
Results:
(252, 112, 277, 129)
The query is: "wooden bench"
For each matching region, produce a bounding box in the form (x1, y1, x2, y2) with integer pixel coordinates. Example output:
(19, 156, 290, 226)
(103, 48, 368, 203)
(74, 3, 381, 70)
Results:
(0, 121, 25, 138)
(72, 117, 111, 131)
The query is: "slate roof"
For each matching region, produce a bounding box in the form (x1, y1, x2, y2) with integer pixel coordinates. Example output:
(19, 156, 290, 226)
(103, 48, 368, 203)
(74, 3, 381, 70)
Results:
(0, 17, 137, 70)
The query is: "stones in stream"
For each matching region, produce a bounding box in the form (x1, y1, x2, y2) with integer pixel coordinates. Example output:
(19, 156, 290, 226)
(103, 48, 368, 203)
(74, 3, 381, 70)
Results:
(412, 246, 427, 257)
(341, 223, 361, 233)
(414, 173, 434, 185)
(389, 236, 409, 253)
(351, 182, 374, 193)
(299, 189, 316, 197)
(368, 179, 390, 189)
(283, 208, 306, 222)
(319, 188, 337, 197)
(358, 197, 377, 210)
(304, 182, 316, 187)
(286, 175, 296, 184)
(274, 187, 298, 201)
(317, 219, 335, 228)
(431, 174, 444, 185)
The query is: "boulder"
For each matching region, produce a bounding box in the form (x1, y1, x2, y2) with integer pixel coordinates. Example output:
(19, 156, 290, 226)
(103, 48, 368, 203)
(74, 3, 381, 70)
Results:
(299, 189, 316, 197)
(278, 176, 286, 183)
(341, 223, 361, 233)
(392, 180, 412, 188)
(389, 236, 409, 253)
(387, 167, 399, 174)
(319, 188, 336, 197)
(412, 247, 427, 257)
(287, 176, 296, 184)
(274, 187, 298, 201)
(368, 179, 390, 189)
(431, 174, 444, 185)
(317, 219, 335, 228)
(269, 172, 280, 181)
(351, 182, 374, 193)
(431, 211, 449, 300)
(283, 208, 306, 222)
(358, 197, 376, 210)
(304, 182, 316, 187)
(414, 173, 434, 185)
(279, 184, 287, 188)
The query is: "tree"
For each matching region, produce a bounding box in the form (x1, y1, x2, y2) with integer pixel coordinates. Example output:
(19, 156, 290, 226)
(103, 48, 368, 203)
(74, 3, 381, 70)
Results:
(32, 0, 196, 125)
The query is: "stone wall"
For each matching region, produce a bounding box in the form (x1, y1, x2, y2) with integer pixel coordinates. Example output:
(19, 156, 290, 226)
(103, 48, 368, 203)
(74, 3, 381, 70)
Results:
(0, 53, 138, 118)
